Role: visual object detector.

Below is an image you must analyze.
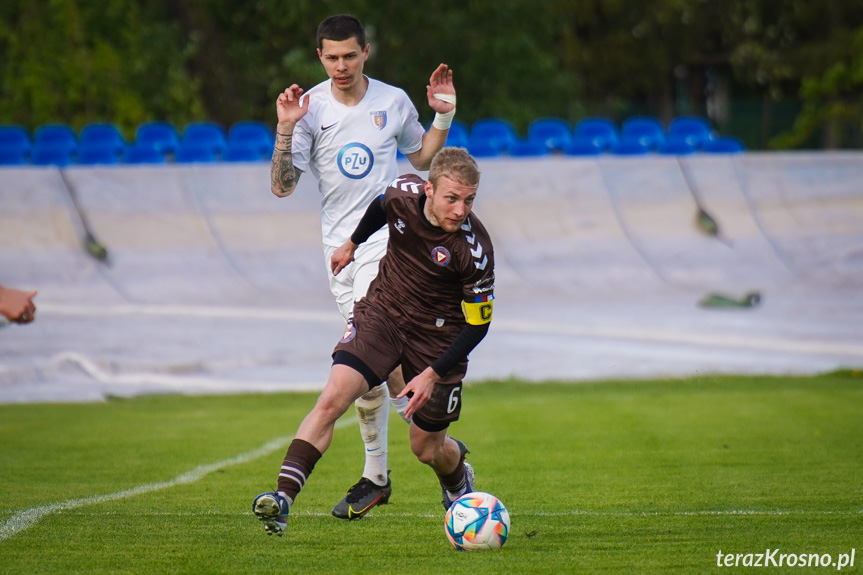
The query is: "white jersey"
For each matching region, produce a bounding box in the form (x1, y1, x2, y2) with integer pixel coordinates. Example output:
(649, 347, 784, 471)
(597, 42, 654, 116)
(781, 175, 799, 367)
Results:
(292, 77, 425, 247)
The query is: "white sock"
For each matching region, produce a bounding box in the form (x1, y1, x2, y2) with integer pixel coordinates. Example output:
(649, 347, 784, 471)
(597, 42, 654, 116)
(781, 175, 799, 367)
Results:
(355, 383, 389, 486)
(277, 491, 293, 506)
(389, 394, 410, 423)
(446, 486, 467, 501)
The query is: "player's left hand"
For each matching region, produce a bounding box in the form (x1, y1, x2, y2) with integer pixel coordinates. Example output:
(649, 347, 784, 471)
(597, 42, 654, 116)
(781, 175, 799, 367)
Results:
(398, 366, 439, 420)
(330, 241, 357, 276)
(426, 64, 455, 114)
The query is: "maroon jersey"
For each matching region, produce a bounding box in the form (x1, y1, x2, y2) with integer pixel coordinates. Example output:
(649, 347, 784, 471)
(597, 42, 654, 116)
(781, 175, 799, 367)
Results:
(364, 174, 495, 330)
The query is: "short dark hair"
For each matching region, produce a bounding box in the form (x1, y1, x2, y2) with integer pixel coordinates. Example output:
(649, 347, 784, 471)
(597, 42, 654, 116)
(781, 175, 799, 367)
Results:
(317, 15, 366, 50)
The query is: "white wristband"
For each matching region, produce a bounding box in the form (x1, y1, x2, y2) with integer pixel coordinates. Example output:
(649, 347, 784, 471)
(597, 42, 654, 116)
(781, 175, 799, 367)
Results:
(432, 93, 457, 130)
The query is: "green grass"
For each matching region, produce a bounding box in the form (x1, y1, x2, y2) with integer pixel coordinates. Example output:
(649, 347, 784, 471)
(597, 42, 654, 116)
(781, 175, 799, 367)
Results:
(1, 371, 862, 574)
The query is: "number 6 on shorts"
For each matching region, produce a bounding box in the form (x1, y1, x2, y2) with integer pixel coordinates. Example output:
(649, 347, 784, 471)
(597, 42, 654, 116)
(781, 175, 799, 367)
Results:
(447, 386, 461, 414)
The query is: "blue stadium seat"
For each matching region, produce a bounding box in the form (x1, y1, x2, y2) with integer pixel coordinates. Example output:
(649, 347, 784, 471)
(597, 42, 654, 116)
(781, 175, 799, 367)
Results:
(229, 120, 272, 141)
(527, 117, 573, 152)
(0, 126, 31, 164)
(181, 122, 227, 155)
(175, 144, 219, 163)
(34, 124, 77, 155)
(222, 144, 266, 162)
(135, 122, 180, 155)
(80, 123, 127, 155)
(667, 116, 714, 148)
(466, 140, 502, 158)
(656, 139, 696, 155)
(77, 144, 122, 165)
(0, 149, 29, 165)
(562, 140, 605, 155)
(124, 144, 166, 164)
(619, 116, 665, 150)
(468, 118, 517, 154)
(0, 125, 30, 147)
(508, 139, 550, 157)
(228, 121, 274, 158)
(563, 118, 619, 155)
(701, 136, 745, 153)
(31, 145, 75, 166)
(444, 120, 470, 148)
(609, 139, 651, 155)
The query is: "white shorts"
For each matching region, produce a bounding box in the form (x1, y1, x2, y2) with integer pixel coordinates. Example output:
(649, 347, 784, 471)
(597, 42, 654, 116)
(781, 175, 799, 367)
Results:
(324, 238, 388, 321)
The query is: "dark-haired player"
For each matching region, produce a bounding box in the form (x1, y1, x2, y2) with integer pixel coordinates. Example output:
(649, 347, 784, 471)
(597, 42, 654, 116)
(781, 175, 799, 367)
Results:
(269, 13, 457, 520)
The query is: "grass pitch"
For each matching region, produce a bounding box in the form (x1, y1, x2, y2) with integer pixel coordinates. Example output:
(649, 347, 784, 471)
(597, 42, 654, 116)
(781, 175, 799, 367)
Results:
(1, 371, 861, 574)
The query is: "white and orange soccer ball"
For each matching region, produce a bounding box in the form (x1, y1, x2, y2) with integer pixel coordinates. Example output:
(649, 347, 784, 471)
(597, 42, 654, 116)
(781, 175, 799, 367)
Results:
(444, 491, 511, 551)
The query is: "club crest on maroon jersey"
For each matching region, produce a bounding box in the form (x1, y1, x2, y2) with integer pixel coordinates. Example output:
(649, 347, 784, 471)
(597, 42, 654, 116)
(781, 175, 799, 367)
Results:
(431, 246, 451, 266)
(370, 111, 387, 130)
(340, 323, 356, 343)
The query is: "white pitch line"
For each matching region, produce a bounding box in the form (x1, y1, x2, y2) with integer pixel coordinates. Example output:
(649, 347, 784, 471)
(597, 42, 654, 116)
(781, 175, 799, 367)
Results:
(38, 302, 335, 323)
(530, 509, 863, 517)
(0, 418, 355, 542)
(50, 351, 324, 393)
(492, 319, 863, 358)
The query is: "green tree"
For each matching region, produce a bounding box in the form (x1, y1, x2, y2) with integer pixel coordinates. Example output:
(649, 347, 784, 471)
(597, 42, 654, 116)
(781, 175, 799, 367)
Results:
(720, 0, 863, 148)
(0, 0, 203, 137)
(772, 27, 863, 149)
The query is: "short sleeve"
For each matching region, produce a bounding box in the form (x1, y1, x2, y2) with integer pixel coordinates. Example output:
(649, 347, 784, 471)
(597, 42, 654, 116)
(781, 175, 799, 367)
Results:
(291, 119, 312, 173)
(394, 90, 424, 156)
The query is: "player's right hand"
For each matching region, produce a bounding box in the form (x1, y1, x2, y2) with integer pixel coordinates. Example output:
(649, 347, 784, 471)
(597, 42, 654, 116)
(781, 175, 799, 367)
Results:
(398, 367, 439, 420)
(276, 85, 309, 124)
(0, 286, 37, 324)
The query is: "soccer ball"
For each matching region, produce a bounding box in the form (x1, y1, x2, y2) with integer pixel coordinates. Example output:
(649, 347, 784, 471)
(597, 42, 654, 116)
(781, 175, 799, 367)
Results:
(444, 492, 510, 551)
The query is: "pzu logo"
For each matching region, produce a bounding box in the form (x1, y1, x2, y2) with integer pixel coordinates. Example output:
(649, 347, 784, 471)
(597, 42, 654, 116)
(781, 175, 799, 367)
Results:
(338, 143, 374, 179)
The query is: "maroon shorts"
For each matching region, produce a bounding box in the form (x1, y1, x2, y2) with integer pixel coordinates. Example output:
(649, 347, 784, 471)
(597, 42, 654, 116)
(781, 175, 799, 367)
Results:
(333, 299, 468, 428)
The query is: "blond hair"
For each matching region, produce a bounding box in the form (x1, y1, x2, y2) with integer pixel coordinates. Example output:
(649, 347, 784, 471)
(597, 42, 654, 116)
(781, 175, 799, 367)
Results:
(428, 147, 480, 187)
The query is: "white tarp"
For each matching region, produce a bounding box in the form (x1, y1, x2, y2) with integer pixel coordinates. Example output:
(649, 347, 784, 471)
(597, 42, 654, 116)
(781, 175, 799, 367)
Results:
(1, 153, 861, 403)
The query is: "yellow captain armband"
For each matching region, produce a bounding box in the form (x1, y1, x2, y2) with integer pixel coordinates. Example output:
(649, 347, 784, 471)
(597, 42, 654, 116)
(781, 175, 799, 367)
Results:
(461, 295, 494, 325)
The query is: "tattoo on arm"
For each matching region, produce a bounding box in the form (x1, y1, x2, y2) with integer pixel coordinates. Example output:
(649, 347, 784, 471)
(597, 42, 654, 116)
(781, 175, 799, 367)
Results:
(271, 132, 301, 196)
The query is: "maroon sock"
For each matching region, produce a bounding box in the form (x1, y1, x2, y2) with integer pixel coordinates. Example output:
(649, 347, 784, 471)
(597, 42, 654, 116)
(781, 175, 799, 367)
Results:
(277, 439, 322, 502)
(436, 453, 467, 493)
